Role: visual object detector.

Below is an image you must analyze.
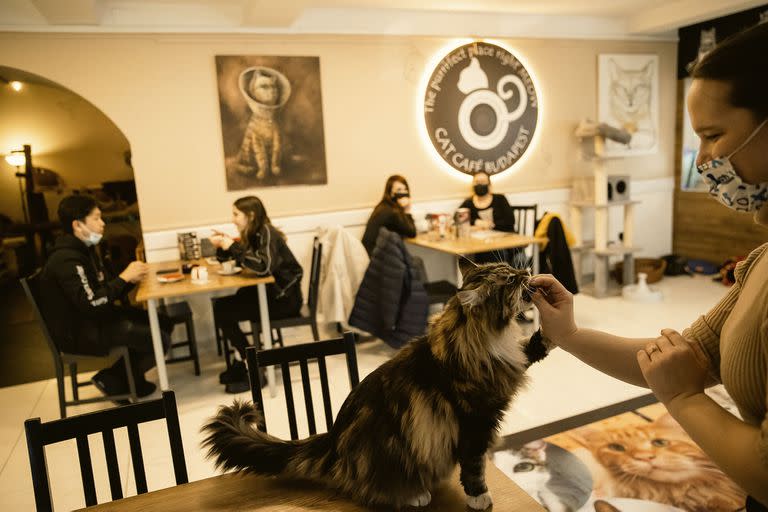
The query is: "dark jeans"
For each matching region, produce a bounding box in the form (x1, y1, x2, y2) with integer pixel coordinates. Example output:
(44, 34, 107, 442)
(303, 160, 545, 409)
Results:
(75, 306, 171, 383)
(214, 286, 301, 359)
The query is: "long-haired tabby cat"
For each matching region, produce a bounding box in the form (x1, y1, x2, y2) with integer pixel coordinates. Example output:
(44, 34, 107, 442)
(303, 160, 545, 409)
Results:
(202, 263, 552, 510)
(570, 414, 745, 512)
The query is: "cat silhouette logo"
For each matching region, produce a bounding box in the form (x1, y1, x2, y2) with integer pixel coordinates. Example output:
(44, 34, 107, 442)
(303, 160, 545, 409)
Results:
(424, 42, 539, 176)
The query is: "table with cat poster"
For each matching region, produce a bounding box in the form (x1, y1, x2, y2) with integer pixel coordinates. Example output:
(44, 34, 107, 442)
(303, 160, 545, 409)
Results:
(135, 260, 277, 395)
(76, 462, 545, 511)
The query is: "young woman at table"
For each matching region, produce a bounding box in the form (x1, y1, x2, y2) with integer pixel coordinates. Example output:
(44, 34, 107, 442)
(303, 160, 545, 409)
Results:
(459, 171, 520, 265)
(361, 174, 416, 255)
(532, 23, 768, 510)
(210, 196, 303, 394)
(459, 171, 516, 232)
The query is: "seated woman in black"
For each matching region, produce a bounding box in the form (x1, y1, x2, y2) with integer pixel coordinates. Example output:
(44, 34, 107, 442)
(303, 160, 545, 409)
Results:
(210, 196, 303, 393)
(459, 171, 521, 265)
(361, 174, 416, 255)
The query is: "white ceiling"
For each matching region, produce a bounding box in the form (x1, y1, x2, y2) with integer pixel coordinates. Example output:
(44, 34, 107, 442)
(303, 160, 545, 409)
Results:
(0, 0, 765, 39)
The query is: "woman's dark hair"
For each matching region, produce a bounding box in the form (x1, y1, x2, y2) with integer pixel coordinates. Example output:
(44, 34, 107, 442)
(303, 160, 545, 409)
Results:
(691, 22, 768, 119)
(58, 194, 98, 234)
(380, 174, 410, 209)
(233, 196, 281, 246)
(473, 171, 491, 183)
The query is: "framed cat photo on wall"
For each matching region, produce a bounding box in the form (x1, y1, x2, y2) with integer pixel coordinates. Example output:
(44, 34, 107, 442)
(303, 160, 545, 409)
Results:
(598, 54, 659, 157)
(215, 55, 328, 190)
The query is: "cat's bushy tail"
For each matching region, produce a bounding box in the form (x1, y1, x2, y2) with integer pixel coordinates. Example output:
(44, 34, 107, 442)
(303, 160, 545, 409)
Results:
(201, 400, 331, 480)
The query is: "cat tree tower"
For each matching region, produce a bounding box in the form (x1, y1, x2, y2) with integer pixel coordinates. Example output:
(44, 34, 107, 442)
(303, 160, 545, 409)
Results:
(571, 121, 641, 298)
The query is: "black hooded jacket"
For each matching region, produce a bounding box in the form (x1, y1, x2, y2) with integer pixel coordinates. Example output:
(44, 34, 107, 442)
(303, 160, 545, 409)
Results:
(40, 233, 133, 353)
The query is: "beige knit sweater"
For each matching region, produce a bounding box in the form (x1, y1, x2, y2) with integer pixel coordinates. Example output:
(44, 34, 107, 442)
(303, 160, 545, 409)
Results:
(683, 210, 768, 466)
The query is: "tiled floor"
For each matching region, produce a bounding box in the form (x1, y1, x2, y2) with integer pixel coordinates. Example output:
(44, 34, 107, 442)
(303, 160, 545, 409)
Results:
(0, 274, 727, 511)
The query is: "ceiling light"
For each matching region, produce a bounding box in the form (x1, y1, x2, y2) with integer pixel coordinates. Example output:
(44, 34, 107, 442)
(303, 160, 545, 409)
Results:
(10, 81, 22, 91)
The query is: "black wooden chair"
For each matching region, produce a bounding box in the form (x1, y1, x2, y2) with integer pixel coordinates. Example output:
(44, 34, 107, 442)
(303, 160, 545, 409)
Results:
(20, 271, 137, 419)
(509, 204, 538, 237)
(24, 390, 188, 511)
(250, 236, 323, 345)
(246, 331, 360, 440)
(157, 301, 201, 375)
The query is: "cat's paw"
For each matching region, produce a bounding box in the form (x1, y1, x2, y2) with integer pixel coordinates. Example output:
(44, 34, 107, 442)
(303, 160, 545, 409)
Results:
(407, 490, 432, 507)
(466, 491, 492, 510)
(255, 170, 266, 179)
(272, 165, 282, 175)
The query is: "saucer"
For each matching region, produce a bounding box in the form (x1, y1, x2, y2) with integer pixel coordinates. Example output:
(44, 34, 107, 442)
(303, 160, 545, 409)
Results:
(157, 273, 183, 283)
(217, 267, 242, 276)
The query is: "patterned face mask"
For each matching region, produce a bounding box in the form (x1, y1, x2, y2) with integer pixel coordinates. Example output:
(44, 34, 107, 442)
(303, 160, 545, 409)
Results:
(696, 119, 768, 212)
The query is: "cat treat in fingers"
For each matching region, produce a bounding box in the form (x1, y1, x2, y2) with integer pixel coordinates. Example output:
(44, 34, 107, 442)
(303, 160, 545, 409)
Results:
(202, 263, 553, 510)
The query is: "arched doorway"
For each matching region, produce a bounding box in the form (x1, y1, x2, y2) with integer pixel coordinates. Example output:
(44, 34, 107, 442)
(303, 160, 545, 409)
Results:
(0, 66, 141, 386)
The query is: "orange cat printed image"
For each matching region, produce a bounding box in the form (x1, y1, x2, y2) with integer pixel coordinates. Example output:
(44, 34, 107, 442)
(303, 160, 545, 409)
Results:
(493, 401, 746, 512)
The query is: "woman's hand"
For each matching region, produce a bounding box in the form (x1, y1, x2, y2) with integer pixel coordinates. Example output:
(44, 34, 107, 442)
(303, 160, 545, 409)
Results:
(529, 274, 578, 345)
(637, 329, 711, 407)
(209, 234, 234, 251)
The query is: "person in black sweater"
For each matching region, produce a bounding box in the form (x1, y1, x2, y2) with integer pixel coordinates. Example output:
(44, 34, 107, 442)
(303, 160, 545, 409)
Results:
(210, 196, 303, 393)
(361, 174, 416, 255)
(41, 195, 171, 403)
(459, 171, 521, 265)
(459, 171, 516, 232)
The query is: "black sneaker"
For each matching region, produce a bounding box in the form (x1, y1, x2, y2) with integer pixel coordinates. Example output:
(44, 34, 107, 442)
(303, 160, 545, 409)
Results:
(134, 379, 157, 398)
(219, 360, 247, 384)
(224, 379, 251, 394)
(91, 371, 131, 406)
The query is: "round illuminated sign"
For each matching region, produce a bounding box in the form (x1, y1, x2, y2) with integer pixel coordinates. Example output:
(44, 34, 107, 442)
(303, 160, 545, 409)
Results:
(423, 42, 539, 176)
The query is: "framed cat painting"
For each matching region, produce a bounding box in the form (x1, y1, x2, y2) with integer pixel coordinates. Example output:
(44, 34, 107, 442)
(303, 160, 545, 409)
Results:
(215, 55, 328, 190)
(598, 54, 660, 157)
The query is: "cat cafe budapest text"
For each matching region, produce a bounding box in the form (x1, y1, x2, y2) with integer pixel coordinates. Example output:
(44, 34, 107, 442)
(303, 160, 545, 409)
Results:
(424, 42, 539, 175)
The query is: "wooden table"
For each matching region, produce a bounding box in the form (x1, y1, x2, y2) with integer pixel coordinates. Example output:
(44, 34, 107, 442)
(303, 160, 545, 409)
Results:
(77, 463, 544, 511)
(135, 260, 276, 394)
(407, 232, 547, 328)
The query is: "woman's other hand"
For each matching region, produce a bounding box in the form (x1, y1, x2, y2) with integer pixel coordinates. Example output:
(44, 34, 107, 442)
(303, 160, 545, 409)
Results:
(637, 329, 711, 407)
(529, 274, 578, 344)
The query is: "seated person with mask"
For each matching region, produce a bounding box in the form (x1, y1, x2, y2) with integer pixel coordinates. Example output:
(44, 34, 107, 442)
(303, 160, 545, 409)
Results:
(41, 195, 171, 402)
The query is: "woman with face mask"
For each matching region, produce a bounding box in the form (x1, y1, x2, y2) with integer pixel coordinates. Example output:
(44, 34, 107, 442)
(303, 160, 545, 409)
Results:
(459, 171, 516, 232)
(361, 175, 416, 255)
(530, 23, 768, 509)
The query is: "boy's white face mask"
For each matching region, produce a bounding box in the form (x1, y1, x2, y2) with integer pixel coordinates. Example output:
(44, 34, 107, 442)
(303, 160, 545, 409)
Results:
(696, 119, 768, 212)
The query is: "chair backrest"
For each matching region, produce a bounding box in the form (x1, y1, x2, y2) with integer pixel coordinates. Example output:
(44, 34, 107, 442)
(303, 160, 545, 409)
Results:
(509, 205, 538, 237)
(246, 331, 359, 440)
(307, 236, 323, 315)
(24, 390, 188, 511)
(20, 270, 62, 363)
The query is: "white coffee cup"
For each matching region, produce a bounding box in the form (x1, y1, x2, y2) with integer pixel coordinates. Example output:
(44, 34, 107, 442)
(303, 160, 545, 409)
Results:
(222, 260, 235, 273)
(191, 266, 208, 282)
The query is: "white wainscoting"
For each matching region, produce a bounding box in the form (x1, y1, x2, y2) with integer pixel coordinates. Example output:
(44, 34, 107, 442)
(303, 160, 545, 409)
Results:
(142, 177, 673, 344)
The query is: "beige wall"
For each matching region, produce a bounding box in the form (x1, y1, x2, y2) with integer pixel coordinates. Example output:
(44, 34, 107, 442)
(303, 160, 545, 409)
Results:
(0, 33, 676, 231)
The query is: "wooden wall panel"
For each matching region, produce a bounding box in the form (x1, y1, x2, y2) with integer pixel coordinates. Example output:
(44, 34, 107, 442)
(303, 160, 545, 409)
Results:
(672, 81, 767, 264)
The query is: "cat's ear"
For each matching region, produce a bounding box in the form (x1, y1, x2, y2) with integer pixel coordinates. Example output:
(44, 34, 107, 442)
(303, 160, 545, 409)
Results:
(457, 256, 476, 279)
(457, 284, 490, 308)
(594, 500, 621, 512)
(640, 61, 654, 80)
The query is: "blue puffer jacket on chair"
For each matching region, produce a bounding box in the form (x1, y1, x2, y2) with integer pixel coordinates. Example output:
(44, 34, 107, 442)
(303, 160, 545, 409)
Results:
(348, 227, 428, 348)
